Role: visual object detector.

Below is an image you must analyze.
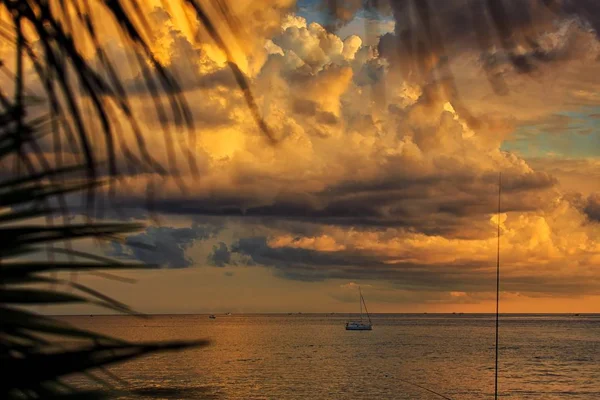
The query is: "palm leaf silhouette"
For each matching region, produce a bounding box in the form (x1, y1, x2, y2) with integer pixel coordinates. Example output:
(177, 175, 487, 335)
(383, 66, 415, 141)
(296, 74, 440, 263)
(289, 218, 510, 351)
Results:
(0, 1, 270, 398)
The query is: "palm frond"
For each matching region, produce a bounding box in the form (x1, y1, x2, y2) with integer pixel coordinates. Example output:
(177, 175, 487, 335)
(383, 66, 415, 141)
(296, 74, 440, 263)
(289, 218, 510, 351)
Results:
(0, 1, 317, 399)
(0, 166, 208, 399)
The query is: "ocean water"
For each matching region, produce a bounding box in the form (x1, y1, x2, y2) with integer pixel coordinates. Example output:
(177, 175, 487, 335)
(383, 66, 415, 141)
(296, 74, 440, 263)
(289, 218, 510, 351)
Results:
(63, 314, 600, 399)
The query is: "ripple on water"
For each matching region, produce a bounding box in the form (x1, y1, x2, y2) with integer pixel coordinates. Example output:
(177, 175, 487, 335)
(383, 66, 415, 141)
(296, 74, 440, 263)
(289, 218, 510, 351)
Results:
(63, 314, 600, 400)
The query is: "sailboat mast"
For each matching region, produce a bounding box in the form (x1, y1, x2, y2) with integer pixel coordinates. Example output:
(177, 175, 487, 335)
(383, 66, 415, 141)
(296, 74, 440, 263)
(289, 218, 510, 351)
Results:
(361, 292, 372, 325)
(494, 172, 501, 400)
(359, 286, 363, 320)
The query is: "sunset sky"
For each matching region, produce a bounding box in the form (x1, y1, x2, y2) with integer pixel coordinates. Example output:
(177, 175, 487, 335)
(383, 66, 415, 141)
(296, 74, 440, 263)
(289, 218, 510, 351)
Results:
(8, 0, 600, 314)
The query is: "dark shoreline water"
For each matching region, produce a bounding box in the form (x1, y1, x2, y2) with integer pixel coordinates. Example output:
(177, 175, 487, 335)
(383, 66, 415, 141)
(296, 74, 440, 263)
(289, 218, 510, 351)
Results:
(63, 314, 600, 399)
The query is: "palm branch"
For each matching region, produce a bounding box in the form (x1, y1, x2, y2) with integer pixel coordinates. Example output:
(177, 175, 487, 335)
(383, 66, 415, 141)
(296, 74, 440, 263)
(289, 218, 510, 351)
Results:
(0, 0, 270, 398)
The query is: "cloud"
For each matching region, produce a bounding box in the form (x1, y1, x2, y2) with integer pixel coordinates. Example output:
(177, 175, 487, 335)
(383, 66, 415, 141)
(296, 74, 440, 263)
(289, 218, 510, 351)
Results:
(375, 1, 600, 123)
(584, 193, 600, 222)
(110, 222, 222, 268)
(230, 236, 392, 282)
(207, 242, 232, 267)
(340, 282, 372, 290)
(10, 1, 599, 305)
(89, 10, 596, 287)
(526, 156, 600, 196)
(329, 283, 494, 305)
(88, 4, 597, 242)
(226, 201, 600, 296)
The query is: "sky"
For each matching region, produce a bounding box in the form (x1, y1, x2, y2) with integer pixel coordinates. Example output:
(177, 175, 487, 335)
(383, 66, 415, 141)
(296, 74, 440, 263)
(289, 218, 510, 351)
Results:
(6, 0, 600, 314)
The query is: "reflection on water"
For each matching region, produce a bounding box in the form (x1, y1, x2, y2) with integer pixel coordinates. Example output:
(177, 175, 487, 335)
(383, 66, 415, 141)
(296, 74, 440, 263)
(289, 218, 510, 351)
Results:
(63, 314, 600, 399)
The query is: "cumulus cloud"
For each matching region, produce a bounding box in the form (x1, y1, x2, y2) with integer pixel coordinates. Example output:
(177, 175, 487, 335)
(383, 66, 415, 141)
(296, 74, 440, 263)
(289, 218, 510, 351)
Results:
(96, 3, 597, 246)
(13, 1, 593, 303)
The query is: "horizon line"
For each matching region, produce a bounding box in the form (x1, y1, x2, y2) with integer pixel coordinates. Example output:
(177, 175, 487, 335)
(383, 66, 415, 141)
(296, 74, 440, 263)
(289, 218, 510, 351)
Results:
(50, 312, 600, 316)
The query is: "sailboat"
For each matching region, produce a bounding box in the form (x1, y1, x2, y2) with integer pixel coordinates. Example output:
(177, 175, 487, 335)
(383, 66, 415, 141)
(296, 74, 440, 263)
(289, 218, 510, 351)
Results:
(345, 286, 373, 330)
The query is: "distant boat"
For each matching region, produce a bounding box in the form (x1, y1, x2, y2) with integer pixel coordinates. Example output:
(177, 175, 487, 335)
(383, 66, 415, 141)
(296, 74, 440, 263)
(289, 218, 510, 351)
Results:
(225, 312, 232, 316)
(209, 314, 216, 319)
(345, 286, 372, 331)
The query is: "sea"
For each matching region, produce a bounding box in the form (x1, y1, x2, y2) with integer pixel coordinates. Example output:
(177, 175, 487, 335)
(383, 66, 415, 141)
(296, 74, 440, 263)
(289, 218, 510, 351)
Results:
(62, 314, 600, 399)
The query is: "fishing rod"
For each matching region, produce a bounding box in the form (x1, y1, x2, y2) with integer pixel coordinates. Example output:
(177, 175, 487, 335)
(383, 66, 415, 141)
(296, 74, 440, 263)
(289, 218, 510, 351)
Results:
(406, 173, 502, 400)
(495, 172, 501, 400)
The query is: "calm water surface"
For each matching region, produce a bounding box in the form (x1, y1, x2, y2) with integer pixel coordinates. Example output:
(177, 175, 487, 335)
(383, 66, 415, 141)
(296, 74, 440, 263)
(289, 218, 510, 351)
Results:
(63, 314, 599, 399)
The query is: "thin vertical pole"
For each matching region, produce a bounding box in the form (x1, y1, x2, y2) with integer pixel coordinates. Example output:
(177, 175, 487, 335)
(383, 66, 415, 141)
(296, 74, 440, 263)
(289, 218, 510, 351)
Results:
(495, 173, 501, 399)
(359, 286, 363, 320)
(362, 292, 372, 325)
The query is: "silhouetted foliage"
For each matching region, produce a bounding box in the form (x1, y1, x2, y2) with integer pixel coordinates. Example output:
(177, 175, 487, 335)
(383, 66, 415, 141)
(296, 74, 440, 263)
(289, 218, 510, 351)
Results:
(0, 0, 265, 398)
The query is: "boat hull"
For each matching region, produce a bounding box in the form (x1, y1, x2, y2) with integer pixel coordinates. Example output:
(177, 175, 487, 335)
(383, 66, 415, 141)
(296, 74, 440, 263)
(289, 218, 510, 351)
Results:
(345, 287, 373, 330)
(345, 322, 372, 331)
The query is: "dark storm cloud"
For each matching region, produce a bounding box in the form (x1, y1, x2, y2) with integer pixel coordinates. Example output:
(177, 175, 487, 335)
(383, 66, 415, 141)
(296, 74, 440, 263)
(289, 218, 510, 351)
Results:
(110, 222, 222, 268)
(290, 98, 341, 125)
(322, 0, 600, 45)
(207, 242, 232, 267)
(371, 1, 600, 56)
(112, 168, 556, 238)
(374, 0, 600, 95)
(583, 193, 600, 222)
(229, 236, 600, 295)
(319, 0, 365, 30)
(126, 58, 240, 96)
(292, 98, 318, 116)
(563, 191, 600, 223)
